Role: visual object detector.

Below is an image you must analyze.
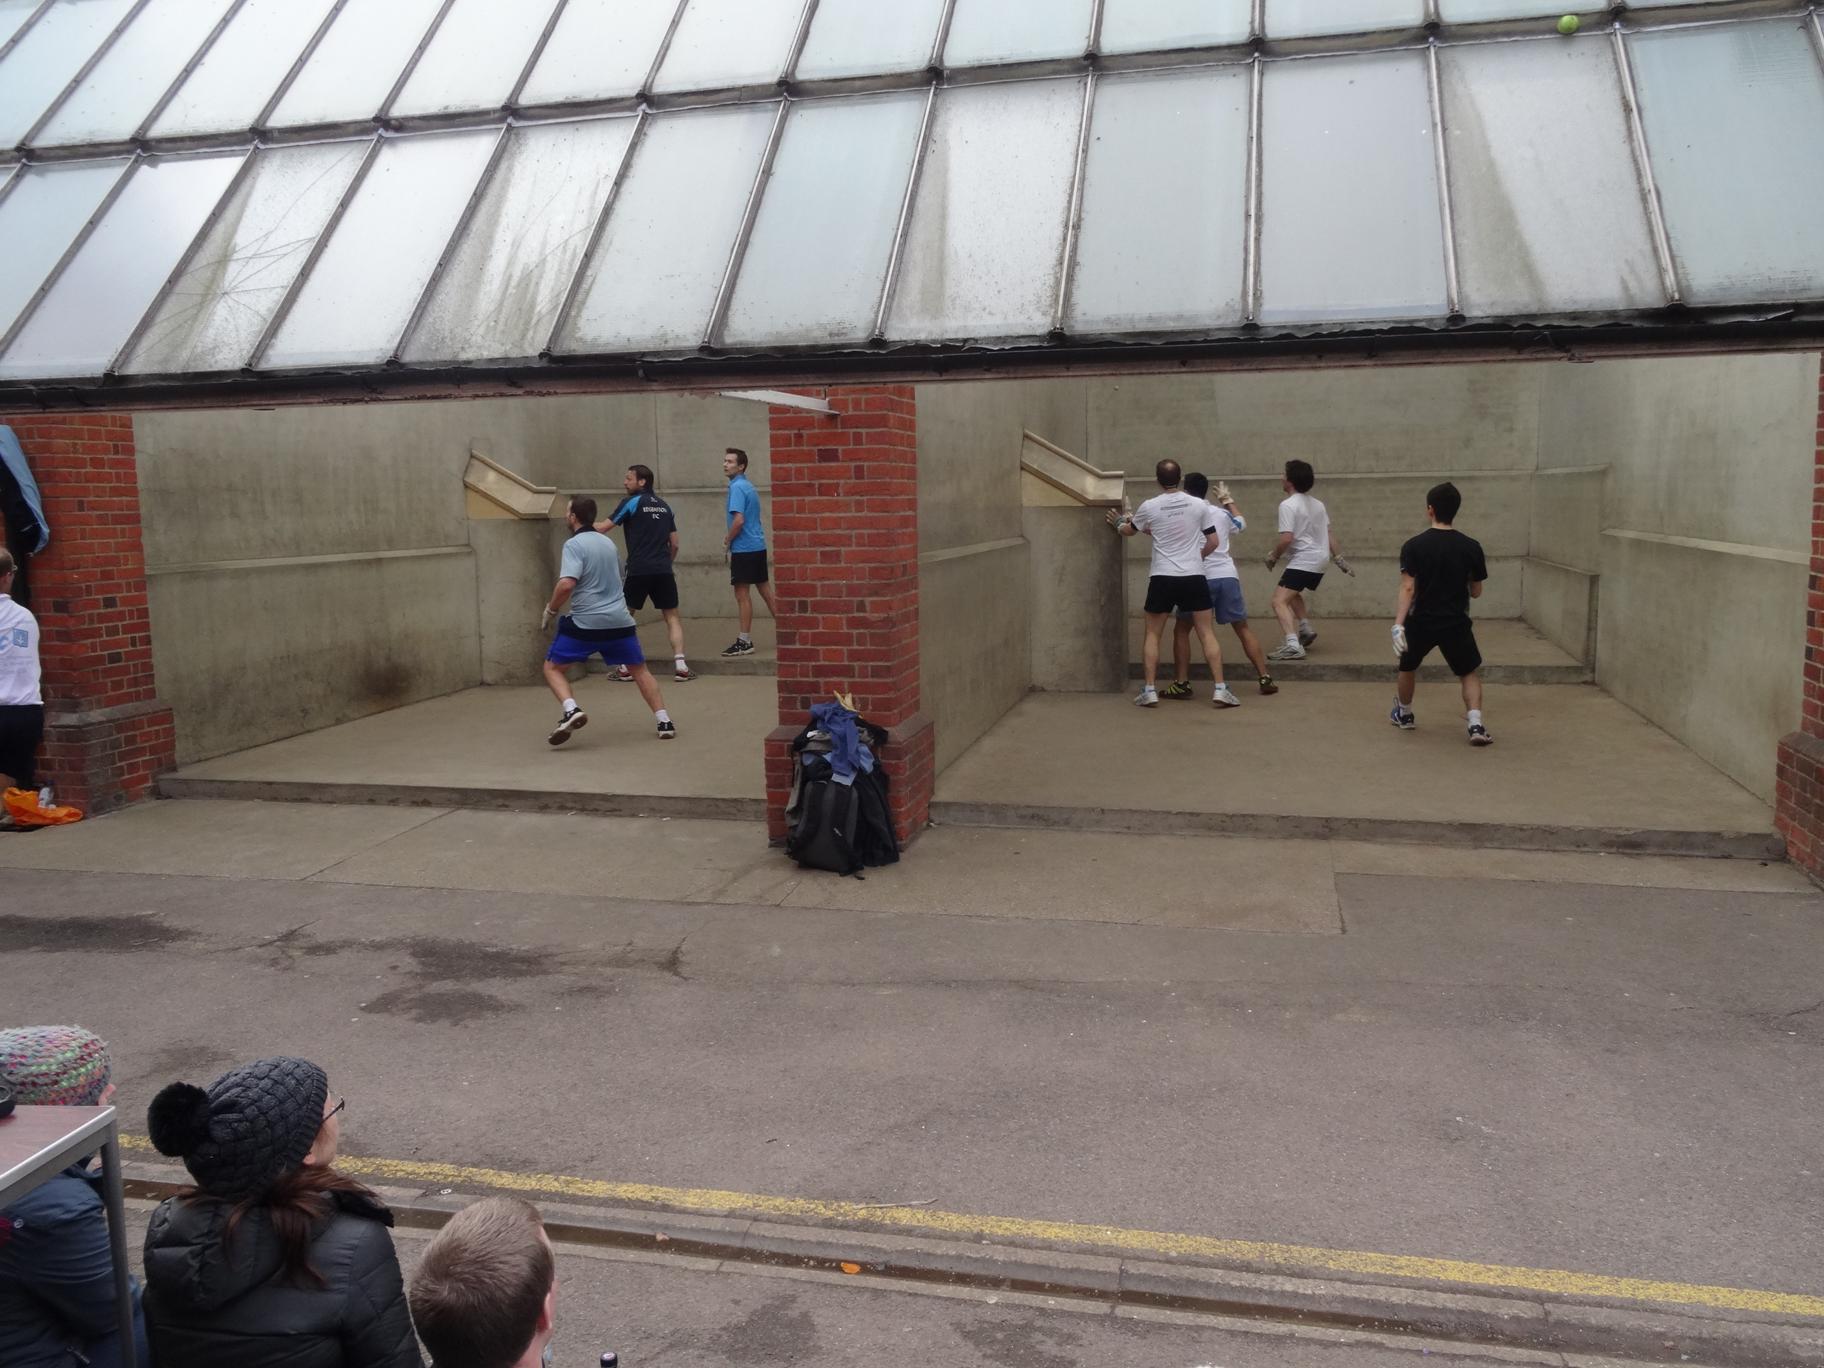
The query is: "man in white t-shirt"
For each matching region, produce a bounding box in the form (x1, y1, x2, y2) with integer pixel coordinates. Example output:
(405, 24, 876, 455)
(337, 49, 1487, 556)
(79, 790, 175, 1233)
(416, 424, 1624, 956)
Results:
(1263, 459, 1353, 661)
(1107, 460, 1238, 709)
(0, 548, 44, 791)
(1163, 473, 1277, 698)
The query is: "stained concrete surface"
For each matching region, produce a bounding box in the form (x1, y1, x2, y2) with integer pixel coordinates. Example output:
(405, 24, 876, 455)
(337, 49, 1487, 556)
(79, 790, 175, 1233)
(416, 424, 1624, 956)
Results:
(165, 679, 773, 799)
(938, 684, 1773, 835)
(7, 810, 1822, 1299)
(110, 1201, 1605, 1368)
(1126, 616, 1586, 678)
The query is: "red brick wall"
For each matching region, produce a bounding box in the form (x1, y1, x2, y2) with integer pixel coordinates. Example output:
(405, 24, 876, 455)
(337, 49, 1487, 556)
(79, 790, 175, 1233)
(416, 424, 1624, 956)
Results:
(1, 413, 174, 812)
(1775, 357, 1824, 878)
(764, 386, 933, 846)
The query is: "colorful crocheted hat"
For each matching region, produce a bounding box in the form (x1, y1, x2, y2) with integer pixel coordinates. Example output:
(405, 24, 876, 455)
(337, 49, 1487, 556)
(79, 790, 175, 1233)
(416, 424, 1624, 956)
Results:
(0, 1025, 112, 1106)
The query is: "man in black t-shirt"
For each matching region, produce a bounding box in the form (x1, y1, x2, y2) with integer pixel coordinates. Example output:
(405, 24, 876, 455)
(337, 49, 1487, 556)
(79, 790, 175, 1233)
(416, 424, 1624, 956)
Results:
(1390, 481, 1492, 746)
(595, 464, 695, 681)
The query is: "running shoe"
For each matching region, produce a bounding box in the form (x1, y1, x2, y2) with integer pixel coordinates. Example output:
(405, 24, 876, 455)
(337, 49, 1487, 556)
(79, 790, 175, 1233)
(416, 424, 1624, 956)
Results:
(1133, 687, 1159, 708)
(1266, 643, 1306, 662)
(1212, 685, 1241, 709)
(548, 707, 588, 745)
(720, 639, 755, 657)
(1297, 625, 1317, 647)
(1468, 723, 1493, 746)
(674, 665, 697, 681)
(612, 664, 634, 682)
(1259, 675, 1278, 696)
(1161, 680, 1193, 700)
(657, 720, 677, 740)
(1390, 704, 1416, 731)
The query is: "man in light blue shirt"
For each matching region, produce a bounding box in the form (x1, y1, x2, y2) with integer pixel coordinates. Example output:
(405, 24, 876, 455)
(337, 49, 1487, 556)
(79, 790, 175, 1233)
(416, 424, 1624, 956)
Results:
(541, 495, 674, 745)
(720, 447, 777, 657)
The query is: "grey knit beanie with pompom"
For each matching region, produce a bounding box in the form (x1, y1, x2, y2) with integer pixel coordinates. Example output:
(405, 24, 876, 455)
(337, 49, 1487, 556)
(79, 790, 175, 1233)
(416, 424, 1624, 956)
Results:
(147, 1056, 329, 1201)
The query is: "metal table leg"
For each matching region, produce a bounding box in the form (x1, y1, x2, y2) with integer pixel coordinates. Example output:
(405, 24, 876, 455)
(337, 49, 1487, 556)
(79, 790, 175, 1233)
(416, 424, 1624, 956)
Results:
(99, 1119, 137, 1368)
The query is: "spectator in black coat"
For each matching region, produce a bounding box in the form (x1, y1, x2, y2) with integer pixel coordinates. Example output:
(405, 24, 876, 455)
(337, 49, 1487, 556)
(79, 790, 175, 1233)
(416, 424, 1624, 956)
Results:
(142, 1056, 422, 1368)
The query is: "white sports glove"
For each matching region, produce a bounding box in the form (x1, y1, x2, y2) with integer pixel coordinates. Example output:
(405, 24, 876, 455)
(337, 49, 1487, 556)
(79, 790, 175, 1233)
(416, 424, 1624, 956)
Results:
(1333, 554, 1355, 576)
(541, 606, 556, 631)
(1391, 624, 1408, 658)
(1214, 481, 1233, 505)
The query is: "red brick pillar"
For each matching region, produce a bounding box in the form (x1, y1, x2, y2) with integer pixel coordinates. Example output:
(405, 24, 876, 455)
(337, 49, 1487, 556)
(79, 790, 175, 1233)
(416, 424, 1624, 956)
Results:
(1776, 357, 1824, 878)
(763, 386, 934, 847)
(0, 413, 174, 812)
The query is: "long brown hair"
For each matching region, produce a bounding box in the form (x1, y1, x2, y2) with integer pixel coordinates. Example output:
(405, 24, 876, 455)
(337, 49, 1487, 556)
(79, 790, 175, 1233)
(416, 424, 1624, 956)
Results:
(213, 1166, 380, 1287)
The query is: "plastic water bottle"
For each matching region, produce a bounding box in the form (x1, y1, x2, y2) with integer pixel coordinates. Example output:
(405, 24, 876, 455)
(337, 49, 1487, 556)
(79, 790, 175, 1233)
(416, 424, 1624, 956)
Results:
(601, 1355, 619, 1367)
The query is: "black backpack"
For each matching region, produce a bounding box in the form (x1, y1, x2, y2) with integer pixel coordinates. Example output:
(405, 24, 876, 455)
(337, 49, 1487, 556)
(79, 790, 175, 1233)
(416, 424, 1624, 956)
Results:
(786, 762, 863, 876)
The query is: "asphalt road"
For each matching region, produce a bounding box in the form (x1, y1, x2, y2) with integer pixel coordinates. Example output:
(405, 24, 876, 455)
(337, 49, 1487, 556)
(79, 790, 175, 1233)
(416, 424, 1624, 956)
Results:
(7, 856, 1822, 1302)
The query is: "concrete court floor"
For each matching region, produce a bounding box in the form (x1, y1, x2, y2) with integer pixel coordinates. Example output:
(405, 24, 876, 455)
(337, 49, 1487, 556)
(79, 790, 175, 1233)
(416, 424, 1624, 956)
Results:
(3, 798, 1821, 1303)
(938, 683, 1773, 835)
(109, 1196, 1610, 1368)
(1127, 615, 1583, 675)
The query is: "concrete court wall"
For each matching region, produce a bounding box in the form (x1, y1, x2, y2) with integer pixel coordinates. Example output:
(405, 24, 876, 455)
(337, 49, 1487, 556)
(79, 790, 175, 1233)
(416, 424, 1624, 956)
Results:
(915, 381, 1033, 773)
(1537, 353, 1817, 800)
(138, 392, 768, 763)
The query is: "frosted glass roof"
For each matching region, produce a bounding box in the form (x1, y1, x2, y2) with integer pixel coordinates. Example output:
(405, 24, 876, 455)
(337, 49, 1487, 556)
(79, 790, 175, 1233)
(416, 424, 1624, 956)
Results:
(0, 0, 1818, 400)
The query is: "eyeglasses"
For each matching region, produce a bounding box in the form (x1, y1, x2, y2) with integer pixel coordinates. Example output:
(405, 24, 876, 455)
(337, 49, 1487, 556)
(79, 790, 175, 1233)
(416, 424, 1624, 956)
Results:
(324, 1095, 346, 1123)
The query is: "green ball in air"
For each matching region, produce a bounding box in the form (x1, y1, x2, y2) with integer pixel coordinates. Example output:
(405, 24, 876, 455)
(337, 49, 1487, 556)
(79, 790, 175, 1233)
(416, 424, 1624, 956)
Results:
(1557, 14, 1581, 34)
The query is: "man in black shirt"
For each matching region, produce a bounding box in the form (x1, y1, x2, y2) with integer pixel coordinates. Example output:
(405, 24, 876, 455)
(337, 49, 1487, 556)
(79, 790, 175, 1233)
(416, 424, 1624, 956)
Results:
(596, 465, 695, 681)
(1391, 482, 1492, 745)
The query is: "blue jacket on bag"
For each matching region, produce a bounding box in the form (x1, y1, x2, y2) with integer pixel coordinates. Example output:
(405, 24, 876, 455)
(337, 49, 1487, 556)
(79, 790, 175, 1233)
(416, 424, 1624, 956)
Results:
(808, 699, 874, 782)
(0, 1163, 149, 1368)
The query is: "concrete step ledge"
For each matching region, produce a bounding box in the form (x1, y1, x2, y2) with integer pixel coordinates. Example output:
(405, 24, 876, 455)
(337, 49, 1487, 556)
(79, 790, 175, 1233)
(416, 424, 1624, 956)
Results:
(117, 1161, 1824, 1368)
(1126, 662, 1594, 685)
(928, 800, 1782, 861)
(156, 775, 767, 822)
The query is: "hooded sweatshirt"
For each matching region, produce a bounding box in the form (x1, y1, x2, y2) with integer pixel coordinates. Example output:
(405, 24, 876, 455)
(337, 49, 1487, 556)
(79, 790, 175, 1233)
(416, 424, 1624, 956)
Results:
(142, 1187, 421, 1368)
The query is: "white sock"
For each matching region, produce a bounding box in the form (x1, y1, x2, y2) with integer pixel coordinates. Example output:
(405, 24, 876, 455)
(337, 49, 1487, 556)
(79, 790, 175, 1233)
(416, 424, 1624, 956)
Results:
(562, 699, 579, 715)
(655, 708, 671, 724)
(674, 654, 687, 669)
(1299, 618, 1312, 633)
(1467, 709, 1483, 727)
(1285, 634, 1299, 648)
(1395, 696, 1412, 715)
(738, 632, 752, 645)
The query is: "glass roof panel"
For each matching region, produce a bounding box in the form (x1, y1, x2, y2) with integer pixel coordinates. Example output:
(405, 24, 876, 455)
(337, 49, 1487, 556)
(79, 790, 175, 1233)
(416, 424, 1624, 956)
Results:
(268, 0, 443, 129)
(0, 150, 242, 378)
(404, 117, 637, 363)
(1260, 50, 1447, 324)
(1438, 0, 1593, 17)
(1443, 38, 1660, 316)
(887, 78, 1083, 341)
(943, 0, 1093, 67)
(33, 0, 234, 147)
(795, 0, 943, 80)
(122, 141, 365, 375)
(1267, 0, 1426, 39)
(0, 0, 136, 149)
(723, 91, 926, 346)
(1068, 67, 1249, 333)
(559, 103, 775, 351)
(1099, 0, 1252, 54)
(518, 0, 678, 107)
(149, 0, 337, 140)
(1, 0, 46, 49)
(651, 0, 802, 95)
(261, 128, 496, 368)
(0, 157, 123, 340)
(1630, 20, 1824, 305)
(390, 0, 560, 120)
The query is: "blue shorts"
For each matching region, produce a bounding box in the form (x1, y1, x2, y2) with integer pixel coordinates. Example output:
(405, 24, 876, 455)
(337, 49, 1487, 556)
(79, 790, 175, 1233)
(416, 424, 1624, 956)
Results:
(546, 619, 645, 667)
(1178, 578, 1247, 626)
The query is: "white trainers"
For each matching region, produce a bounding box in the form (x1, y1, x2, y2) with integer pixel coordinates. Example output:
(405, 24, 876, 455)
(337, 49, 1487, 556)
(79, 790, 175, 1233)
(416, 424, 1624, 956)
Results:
(1134, 687, 1159, 708)
(1266, 642, 1306, 662)
(1212, 685, 1241, 709)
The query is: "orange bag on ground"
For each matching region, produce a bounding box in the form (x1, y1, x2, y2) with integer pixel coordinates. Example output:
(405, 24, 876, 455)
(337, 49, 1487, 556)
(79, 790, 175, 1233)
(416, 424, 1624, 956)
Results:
(3, 787, 83, 826)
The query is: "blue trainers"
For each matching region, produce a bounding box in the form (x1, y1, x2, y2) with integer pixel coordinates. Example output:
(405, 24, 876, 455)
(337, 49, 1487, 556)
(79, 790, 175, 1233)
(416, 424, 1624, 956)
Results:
(1390, 703, 1416, 731)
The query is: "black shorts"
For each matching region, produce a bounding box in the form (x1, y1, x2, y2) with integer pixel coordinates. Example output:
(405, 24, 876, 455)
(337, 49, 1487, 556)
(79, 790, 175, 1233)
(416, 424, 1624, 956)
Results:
(1144, 574, 1212, 615)
(1400, 620, 1482, 677)
(624, 572, 679, 611)
(1278, 568, 1325, 592)
(730, 550, 769, 585)
(0, 703, 45, 790)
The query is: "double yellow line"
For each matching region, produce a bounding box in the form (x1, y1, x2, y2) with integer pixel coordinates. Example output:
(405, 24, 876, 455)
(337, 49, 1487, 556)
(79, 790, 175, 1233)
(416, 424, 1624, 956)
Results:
(122, 1136, 1824, 1318)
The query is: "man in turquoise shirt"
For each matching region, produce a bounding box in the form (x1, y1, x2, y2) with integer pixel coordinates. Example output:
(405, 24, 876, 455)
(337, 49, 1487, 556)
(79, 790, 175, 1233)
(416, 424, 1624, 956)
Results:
(720, 447, 777, 657)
